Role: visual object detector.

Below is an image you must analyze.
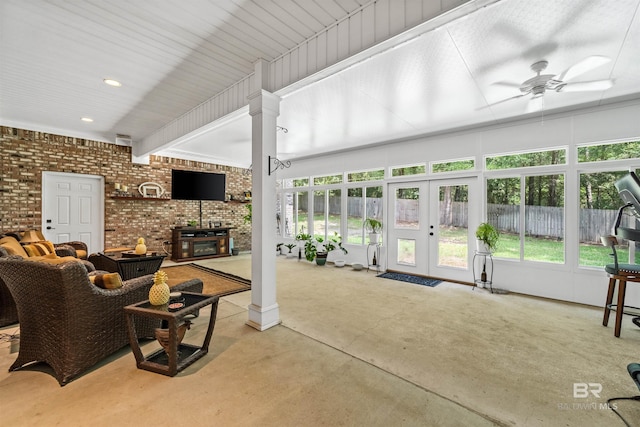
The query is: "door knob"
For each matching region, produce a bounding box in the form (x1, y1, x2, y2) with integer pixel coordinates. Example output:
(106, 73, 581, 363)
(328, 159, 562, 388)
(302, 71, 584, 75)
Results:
(46, 226, 55, 230)
(429, 232, 434, 236)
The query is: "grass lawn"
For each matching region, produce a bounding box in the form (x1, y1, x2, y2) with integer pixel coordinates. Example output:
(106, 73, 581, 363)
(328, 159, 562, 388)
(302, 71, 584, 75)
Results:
(291, 214, 638, 267)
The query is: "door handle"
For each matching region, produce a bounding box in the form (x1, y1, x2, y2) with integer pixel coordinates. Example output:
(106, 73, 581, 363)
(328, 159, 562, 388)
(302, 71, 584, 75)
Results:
(46, 226, 55, 230)
(429, 232, 434, 236)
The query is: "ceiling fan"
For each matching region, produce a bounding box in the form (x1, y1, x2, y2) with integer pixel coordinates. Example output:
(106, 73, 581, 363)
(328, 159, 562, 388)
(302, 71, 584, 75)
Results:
(486, 56, 614, 107)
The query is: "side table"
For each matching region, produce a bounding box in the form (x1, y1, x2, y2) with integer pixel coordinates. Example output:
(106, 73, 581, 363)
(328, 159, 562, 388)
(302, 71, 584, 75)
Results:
(124, 292, 219, 377)
(472, 251, 493, 293)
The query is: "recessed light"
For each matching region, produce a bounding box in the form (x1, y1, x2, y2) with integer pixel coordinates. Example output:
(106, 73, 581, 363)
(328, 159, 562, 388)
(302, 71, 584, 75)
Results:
(103, 78, 122, 87)
(81, 117, 94, 122)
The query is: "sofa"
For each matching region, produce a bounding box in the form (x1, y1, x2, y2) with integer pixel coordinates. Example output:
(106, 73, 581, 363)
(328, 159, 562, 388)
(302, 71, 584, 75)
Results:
(0, 254, 204, 385)
(2, 230, 88, 260)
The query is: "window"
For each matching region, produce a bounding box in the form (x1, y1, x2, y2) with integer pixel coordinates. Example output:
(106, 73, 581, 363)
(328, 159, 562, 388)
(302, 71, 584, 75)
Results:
(347, 169, 384, 182)
(431, 159, 474, 173)
(487, 177, 520, 260)
(347, 188, 363, 244)
(391, 164, 426, 177)
(346, 185, 382, 245)
(313, 174, 342, 185)
(296, 191, 308, 235)
(283, 192, 295, 238)
(524, 174, 565, 263)
(486, 149, 566, 170)
(578, 140, 640, 163)
(487, 174, 565, 263)
(313, 190, 325, 237)
(293, 178, 309, 187)
(395, 187, 419, 229)
(579, 170, 640, 267)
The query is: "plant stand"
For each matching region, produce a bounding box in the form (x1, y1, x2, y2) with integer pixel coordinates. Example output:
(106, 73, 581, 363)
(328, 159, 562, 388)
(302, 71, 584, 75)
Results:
(472, 251, 493, 293)
(367, 243, 381, 273)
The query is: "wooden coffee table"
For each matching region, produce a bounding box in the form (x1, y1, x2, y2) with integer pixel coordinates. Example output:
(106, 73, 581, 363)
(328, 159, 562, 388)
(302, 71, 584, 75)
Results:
(124, 292, 219, 377)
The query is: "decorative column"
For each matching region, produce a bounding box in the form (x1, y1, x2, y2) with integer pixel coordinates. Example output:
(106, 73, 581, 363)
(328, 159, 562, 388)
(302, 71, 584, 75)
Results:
(247, 86, 281, 331)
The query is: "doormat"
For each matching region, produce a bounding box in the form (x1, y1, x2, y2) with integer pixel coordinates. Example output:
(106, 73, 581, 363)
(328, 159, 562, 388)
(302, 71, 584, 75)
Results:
(377, 272, 441, 287)
(161, 264, 251, 297)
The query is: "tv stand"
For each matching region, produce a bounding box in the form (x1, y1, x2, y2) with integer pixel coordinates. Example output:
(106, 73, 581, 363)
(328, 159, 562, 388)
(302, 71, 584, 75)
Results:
(172, 227, 231, 262)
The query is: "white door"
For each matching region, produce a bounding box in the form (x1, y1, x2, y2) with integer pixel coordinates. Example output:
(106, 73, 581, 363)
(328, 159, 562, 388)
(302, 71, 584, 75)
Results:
(428, 178, 477, 282)
(42, 172, 104, 253)
(386, 178, 476, 281)
(387, 182, 429, 275)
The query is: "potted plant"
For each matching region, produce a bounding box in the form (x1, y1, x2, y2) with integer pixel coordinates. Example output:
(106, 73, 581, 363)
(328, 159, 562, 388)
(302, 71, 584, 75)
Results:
(475, 222, 499, 253)
(284, 243, 297, 258)
(276, 243, 284, 255)
(296, 229, 316, 261)
(307, 232, 348, 266)
(364, 218, 383, 244)
(243, 203, 252, 224)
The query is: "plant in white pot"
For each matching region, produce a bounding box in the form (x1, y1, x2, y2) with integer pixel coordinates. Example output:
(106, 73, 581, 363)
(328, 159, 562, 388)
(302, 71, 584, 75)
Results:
(475, 222, 499, 254)
(364, 218, 383, 244)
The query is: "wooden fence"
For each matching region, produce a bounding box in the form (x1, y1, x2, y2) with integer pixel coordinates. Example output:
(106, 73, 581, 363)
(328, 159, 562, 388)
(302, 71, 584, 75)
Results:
(300, 196, 636, 243)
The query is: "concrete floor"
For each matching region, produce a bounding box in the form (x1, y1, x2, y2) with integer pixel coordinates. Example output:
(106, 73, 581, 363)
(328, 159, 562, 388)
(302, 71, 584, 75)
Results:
(1, 254, 640, 426)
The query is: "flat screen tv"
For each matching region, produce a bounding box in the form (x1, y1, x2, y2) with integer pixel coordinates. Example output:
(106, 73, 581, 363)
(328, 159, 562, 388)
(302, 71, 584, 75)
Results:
(171, 169, 226, 201)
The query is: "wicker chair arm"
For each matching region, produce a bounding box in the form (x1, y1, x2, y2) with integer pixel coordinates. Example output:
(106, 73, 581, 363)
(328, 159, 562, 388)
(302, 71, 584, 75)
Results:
(55, 241, 88, 252)
(54, 244, 77, 258)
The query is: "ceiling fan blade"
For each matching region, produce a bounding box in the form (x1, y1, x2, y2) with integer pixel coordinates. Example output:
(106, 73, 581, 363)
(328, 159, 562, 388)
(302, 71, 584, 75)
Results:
(491, 81, 522, 89)
(554, 56, 611, 82)
(556, 79, 614, 92)
(478, 93, 528, 110)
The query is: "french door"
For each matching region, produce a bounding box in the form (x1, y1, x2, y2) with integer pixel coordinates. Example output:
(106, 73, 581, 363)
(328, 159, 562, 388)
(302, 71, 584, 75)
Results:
(386, 178, 477, 282)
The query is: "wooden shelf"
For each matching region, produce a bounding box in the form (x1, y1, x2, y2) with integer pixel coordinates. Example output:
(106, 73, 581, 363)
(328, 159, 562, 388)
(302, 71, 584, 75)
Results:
(111, 196, 169, 201)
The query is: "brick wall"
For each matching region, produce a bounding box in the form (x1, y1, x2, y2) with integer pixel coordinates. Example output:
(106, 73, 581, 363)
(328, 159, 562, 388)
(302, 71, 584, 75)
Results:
(0, 126, 252, 253)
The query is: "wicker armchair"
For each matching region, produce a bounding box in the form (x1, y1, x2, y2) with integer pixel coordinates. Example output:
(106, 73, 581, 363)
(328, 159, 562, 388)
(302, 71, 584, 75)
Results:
(0, 256, 203, 386)
(0, 247, 18, 327)
(0, 242, 96, 327)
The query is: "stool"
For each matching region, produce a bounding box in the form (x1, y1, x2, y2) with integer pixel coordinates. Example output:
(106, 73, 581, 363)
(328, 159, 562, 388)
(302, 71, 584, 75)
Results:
(603, 267, 640, 337)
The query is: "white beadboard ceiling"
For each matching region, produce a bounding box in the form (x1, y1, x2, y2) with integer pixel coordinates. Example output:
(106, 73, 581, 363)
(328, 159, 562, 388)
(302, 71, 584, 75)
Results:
(2, 0, 640, 168)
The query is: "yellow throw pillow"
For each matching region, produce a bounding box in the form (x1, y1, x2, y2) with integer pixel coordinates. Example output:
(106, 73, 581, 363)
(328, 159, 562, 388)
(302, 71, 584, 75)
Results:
(90, 273, 124, 290)
(23, 243, 51, 256)
(0, 236, 29, 258)
(39, 240, 56, 254)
